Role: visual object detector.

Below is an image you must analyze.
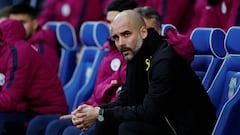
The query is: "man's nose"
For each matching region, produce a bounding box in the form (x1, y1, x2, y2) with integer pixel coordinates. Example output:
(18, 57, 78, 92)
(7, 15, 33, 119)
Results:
(118, 37, 125, 46)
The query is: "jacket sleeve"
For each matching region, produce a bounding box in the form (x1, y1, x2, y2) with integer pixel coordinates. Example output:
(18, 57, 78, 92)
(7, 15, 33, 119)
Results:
(84, 57, 127, 106)
(0, 46, 33, 112)
(84, 67, 125, 106)
(100, 78, 129, 109)
(102, 55, 176, 123)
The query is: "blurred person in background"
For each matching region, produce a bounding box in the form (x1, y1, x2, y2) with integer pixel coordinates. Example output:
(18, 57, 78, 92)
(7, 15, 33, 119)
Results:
(189, 0, 240, 33)
(134, 6, 162, 34)
(135, 0, 195, 34)
(9, 4, 60, 73)
(37, 0, 105, 32)
(134, 6, 194, 64)
(0, 19, 68, 135)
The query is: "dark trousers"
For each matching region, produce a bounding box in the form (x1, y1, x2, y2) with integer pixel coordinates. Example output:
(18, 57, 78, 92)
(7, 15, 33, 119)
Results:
(62, 125, 95, 135)
(0, 112, 27, 135)
(45, 118, 73, 135)
(26, 114, 60, 135)
(94, 120, 175, 135)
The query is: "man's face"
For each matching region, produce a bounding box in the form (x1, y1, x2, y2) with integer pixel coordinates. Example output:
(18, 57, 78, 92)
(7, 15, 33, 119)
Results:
(111, 18, 144, 61)
(9, 14, 37, 39)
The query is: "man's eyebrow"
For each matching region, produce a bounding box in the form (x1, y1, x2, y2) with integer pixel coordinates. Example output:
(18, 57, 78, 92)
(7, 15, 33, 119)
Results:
(119, 30, 131, 36)
(111, 30, 131, 38)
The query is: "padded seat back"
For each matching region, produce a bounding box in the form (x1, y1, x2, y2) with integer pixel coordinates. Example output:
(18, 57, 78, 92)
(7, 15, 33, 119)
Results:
(64, 21, 110, 112)
(190, 27, 226, 90)
(208, 26, 240, 117)
(211, 26, 240, 135)
(44, 21, 78, 85)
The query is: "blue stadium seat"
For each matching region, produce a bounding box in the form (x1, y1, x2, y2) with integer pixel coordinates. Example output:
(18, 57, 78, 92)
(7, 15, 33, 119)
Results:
(211, 26, 240, 135)
(212, 80, 240, 135)
(64, 21, 110, 112)
(44, 21, 78, 85)
(161, 24, 176, 36)
(190, 27, 226, 90)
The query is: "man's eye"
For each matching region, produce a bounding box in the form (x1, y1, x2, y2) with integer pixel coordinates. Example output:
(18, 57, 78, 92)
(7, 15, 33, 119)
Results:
(123, 31, 131, 37)
(111, 35, 119, 41)
(106, 20, 111, 24)
(19, 20, 26, 24)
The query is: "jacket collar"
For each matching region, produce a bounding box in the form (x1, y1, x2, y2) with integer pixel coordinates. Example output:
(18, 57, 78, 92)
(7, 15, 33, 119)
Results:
(135, 28, 164, 59)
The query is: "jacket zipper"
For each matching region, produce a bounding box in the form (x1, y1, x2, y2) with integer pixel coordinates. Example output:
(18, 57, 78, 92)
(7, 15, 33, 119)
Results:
(164, 115, 177, 135)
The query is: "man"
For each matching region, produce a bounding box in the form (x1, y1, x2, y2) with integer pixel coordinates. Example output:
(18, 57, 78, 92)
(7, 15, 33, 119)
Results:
(9, 4, 60, 73)
(71, 10, 216, 135)
(0, 19, 68, 135)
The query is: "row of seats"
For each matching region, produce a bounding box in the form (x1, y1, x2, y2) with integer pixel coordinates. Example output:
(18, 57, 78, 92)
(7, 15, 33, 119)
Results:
(44, 21, 78, 86)
(44, 21, 110, 113)
(190, 26, 240, 135)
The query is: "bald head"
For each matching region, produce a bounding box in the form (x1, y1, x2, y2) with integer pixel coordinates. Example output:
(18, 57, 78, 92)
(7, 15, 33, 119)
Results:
(110, 10, 148, 61)
(112, 10, 146, 30)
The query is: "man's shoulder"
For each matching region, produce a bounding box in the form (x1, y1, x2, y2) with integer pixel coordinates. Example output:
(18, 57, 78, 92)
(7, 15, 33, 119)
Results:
(156, 40, 175, 55)
(35, 27, 55, 38)
(151, 40, 182, 64)
(30, 27, 57, 46)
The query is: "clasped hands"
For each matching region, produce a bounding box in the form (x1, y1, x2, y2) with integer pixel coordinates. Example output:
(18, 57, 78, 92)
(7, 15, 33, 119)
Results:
(60, 104, 99, 132)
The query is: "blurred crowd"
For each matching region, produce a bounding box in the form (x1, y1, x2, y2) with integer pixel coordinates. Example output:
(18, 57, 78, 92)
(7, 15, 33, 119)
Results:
(1, 0, 240, 35)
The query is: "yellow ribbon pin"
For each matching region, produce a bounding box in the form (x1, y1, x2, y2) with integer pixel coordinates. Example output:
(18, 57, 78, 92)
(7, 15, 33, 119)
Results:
(145, 59, 150, 71)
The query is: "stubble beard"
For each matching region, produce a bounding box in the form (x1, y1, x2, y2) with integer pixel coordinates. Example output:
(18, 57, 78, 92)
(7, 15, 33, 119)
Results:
(124, 34, 143, 61)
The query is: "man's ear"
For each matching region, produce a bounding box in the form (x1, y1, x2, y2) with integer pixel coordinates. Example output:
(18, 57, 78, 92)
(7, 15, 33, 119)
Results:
(33, 19, 38, 30)
(140, 26, 148, 39)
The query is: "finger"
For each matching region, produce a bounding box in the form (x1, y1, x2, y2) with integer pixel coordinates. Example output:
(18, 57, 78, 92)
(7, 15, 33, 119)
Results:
(81, 124, 90, 132)
(75, 112, 87, 118)
(83, 127, 89, 132)
(84, 125, 89, 129)
(72, 117, 86, 125)
(71, 109, 78, 115)
(72, 112, 87, 121)
(76, 123, 85, 129)
(81, 127, 88, 132)
(71, 118, 75, 124)
(77, 104, 88, 111)
(59, 114, 72, 120)
(77, 126, 88, 132)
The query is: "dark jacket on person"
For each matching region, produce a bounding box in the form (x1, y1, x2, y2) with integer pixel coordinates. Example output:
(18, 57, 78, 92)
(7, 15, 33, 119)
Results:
(100, 28, 216, 135)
